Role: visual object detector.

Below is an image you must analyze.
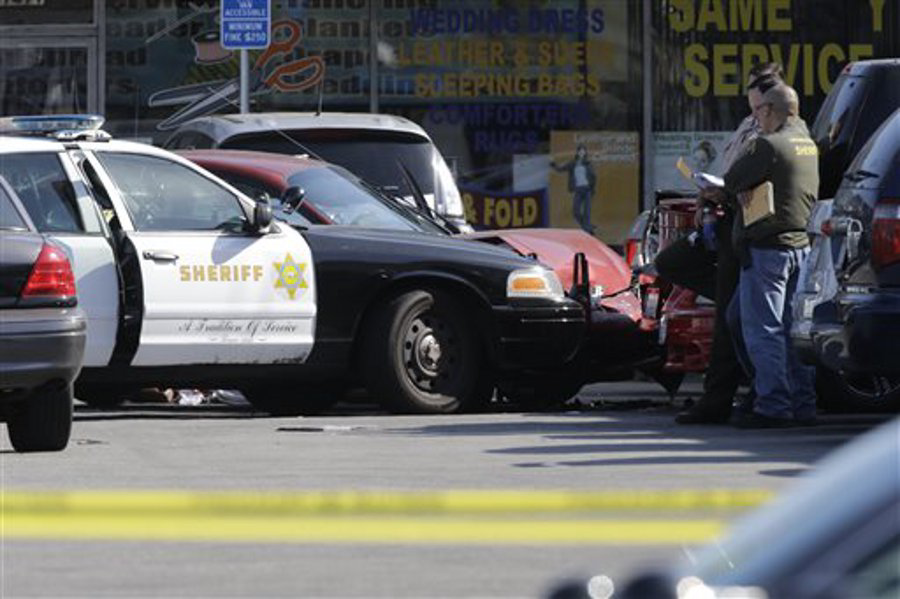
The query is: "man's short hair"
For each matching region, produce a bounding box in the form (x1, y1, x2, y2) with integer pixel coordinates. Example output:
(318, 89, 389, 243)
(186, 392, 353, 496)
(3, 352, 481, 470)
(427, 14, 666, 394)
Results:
(747, 62, 784, 91)
(749, 61, 784, 80)
(763, 83, 799, 118)
(749, 74, 780, 94)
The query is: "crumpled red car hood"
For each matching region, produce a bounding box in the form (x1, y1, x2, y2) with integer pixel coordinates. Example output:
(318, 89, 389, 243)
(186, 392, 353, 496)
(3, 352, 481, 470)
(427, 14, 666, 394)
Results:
(461, 228, 640, 321)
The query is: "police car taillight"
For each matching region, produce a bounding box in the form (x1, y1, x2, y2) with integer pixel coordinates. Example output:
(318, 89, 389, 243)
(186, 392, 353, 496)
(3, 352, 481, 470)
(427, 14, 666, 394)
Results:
(0, 114, 109, 141)
(872, 198, 900, 269)
(21, 243, 77, 303)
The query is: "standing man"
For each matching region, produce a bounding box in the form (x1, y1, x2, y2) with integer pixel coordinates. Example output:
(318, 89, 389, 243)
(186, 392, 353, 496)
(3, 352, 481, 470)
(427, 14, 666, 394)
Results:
(659, 62, 784, 424)
(724, 81, 819, 428)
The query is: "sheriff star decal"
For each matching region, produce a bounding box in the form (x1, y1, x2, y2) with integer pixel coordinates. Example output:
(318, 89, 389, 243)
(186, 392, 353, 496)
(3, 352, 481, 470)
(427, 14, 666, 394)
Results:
(273, 253, 308, 299)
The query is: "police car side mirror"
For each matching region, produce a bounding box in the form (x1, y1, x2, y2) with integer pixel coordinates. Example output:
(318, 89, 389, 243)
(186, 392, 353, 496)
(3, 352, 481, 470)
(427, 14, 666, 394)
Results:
(253, 198, 273, 232)
(281, 186, 305, 214)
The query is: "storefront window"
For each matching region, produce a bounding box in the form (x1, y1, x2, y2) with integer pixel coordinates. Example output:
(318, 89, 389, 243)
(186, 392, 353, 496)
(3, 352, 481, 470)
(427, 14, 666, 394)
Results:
(0, 0, 94, 26)
(378, 1, 643, 240)
(0, 46, 88, 114)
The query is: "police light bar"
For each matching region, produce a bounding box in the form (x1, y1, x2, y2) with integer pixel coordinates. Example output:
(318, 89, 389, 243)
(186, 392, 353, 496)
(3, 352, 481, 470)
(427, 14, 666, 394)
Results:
(0, 114, 109, 140)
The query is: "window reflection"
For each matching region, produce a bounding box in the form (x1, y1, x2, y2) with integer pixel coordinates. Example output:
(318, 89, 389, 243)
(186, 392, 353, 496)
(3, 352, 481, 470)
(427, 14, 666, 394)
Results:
(0, 46, 88, 115)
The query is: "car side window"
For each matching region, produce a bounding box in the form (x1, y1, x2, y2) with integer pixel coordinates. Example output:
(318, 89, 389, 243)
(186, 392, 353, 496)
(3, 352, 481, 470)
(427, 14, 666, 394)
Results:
(212, 172, 278, 204)
(95, 152, 247, 232)
(0, 152, 83, 233)
(0, 184, 28, 231)
(167, 132, 215, 150)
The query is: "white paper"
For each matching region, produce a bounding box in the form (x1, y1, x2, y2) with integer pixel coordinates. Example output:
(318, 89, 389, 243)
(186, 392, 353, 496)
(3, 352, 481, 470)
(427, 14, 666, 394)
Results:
(692, 172, 724, 189)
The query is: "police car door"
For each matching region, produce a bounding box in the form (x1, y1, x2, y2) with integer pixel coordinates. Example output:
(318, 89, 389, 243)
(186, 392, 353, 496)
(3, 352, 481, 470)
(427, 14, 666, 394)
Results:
(82, 147, 316, 366)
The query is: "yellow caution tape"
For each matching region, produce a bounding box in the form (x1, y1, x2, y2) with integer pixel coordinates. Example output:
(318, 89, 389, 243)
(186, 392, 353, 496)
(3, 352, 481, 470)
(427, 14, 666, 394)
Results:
(1, 489, 772, 514)
(3, 514, 725, 545)
(1, 490, 770, 544)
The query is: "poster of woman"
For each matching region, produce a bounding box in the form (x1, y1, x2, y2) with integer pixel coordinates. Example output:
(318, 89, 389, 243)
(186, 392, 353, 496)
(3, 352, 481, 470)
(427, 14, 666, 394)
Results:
(550, 143, 597, 234)
(548, 131, 639, 244)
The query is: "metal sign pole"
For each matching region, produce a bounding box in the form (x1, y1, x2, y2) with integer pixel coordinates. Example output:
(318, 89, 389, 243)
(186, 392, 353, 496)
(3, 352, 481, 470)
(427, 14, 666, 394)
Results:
(240, 49, 249, 113)
(221, 0, 270, 116)
(641, 0, 653, 211)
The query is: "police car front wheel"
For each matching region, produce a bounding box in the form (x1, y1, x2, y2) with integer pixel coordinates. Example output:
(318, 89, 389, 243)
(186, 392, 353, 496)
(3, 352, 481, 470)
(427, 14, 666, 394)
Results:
(363, 288, 493, 414)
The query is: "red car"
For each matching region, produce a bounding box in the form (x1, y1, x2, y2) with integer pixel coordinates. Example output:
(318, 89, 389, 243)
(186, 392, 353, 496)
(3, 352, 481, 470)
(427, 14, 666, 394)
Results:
(625, 192, 715, 378)
(181, 149, 668, 405)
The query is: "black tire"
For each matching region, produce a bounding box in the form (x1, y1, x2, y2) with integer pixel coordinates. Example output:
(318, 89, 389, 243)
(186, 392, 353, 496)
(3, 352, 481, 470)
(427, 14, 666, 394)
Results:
(363, 289, 492, 414)
(7, 385, 73, 452)
(497, 377, 585, 411)
(74, 383, 135, 408)
(241, 383, 342, 416)
(816, 366, 900, 413)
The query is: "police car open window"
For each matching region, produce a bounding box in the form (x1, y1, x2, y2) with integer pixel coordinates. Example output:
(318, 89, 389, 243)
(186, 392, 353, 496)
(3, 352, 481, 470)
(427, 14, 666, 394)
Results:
(95, 152, 246, 232)
(0, 153, 83, 233)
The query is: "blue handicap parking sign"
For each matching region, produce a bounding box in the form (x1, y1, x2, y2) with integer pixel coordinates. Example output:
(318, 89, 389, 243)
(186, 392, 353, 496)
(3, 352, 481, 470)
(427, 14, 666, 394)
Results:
(221, 0, 271, 49)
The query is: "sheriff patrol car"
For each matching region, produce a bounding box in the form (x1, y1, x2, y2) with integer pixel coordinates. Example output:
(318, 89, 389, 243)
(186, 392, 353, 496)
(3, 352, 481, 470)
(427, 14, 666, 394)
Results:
(0, 115, 585, 414)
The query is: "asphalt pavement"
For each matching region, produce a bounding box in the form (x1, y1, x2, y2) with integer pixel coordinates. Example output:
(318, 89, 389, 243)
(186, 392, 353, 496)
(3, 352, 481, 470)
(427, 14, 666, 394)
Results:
(0, 376, 891, 598)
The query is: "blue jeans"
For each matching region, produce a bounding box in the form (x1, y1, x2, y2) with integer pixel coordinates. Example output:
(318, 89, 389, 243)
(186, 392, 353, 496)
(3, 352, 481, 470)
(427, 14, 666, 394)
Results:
(726, 246, 816, 420)
(572, 187, 593, 233)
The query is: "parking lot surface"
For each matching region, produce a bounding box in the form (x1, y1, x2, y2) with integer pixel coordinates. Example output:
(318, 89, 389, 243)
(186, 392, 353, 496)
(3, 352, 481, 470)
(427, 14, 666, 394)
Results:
(1, 378, 889, 598)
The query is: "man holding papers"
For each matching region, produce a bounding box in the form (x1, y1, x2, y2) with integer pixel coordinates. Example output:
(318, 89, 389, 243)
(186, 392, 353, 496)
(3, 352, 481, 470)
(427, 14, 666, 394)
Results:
(663, 62, 784, 426)
(722, 79, 819, 428)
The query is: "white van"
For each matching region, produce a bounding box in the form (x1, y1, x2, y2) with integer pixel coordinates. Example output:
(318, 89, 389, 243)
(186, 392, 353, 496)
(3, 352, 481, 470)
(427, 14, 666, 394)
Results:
(164, 112, 471, 232)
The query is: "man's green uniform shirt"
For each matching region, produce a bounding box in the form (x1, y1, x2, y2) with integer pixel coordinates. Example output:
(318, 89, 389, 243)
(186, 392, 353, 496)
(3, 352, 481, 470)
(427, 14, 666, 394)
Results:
(724, 116, 819, 249)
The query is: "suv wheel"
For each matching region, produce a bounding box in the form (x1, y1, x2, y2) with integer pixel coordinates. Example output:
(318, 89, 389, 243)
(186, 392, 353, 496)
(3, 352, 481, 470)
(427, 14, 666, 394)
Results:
(7, 384, 73, 452)
(816, 366, 900, 413)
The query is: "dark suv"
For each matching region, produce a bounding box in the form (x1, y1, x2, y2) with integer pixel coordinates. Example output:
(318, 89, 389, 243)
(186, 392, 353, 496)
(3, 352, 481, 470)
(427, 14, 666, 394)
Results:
(812, 58, 900, 200)
(810, 107, 900, 409)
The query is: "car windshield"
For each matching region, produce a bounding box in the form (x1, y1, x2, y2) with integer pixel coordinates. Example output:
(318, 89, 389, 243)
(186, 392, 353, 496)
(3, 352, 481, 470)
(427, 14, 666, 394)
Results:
(811, 73, 868, 151)
(287, 164, 445, 234)
(220, 129, 438, 199)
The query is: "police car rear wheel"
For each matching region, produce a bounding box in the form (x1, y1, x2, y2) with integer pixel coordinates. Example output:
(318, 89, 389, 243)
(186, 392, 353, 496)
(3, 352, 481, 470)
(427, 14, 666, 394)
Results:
(7, 384, 73, 452)
(364, 289, 490, 414)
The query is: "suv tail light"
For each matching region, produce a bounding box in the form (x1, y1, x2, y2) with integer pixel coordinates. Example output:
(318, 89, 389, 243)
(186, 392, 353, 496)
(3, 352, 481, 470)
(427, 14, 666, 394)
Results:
(21, 243, 77, 302)
(872, 198, 900, 269)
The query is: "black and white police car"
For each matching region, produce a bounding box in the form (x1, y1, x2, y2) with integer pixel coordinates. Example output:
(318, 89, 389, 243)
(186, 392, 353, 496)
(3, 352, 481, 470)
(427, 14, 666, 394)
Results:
(0, 115, 585, 415)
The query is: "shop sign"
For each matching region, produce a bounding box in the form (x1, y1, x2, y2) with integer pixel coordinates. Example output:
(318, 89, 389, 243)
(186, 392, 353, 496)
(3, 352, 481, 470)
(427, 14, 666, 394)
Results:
(461, 187, 547, 229)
